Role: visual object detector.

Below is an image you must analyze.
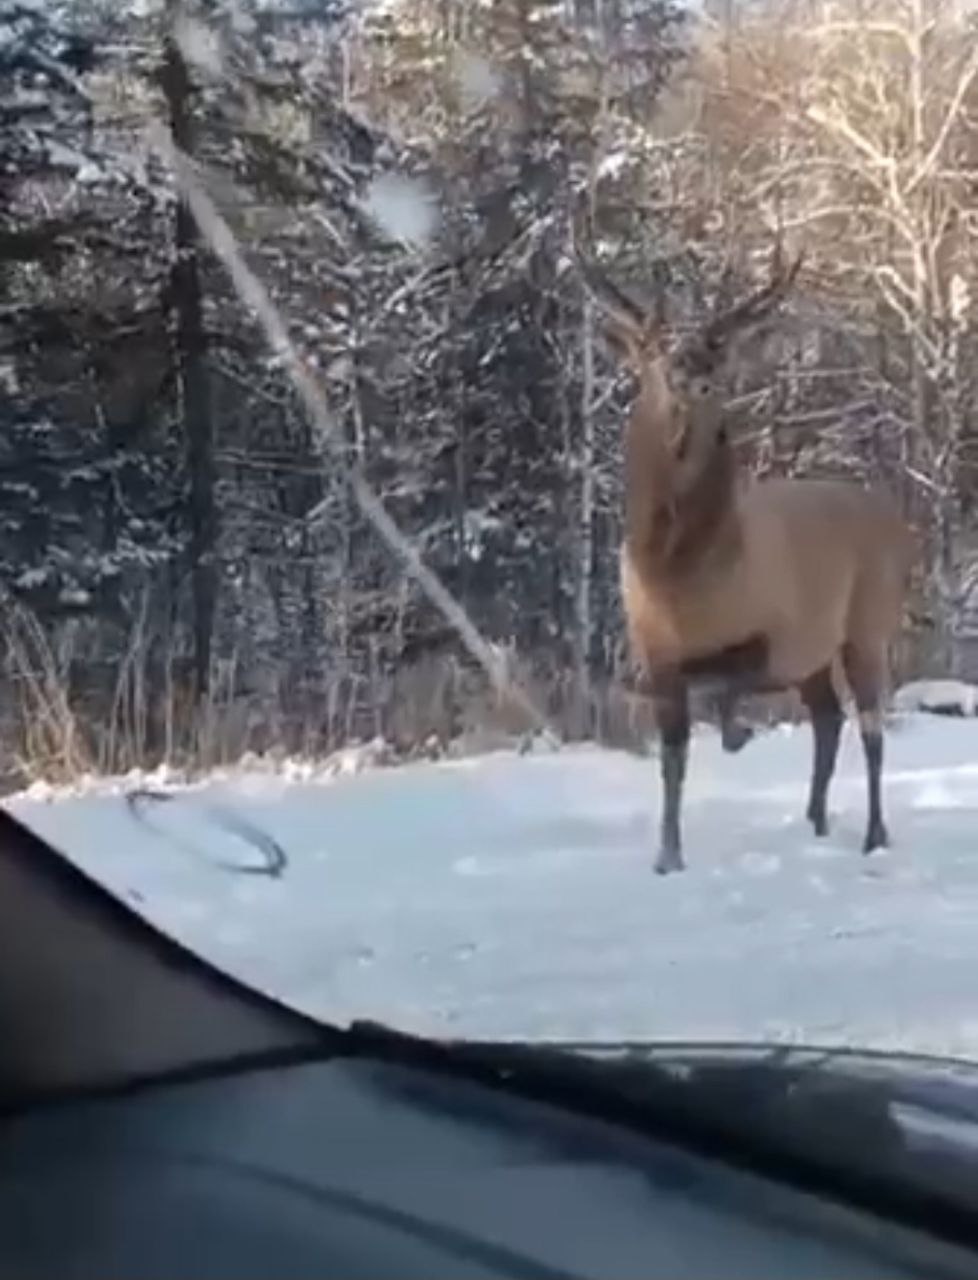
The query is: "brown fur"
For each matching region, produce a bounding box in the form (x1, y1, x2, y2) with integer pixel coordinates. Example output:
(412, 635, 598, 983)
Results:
(622, 432, 913, 688)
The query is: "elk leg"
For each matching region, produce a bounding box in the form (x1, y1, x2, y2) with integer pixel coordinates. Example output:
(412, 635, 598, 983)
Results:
(680, 634, 770, 754)
(842, 645, 889, 854)
(798, 665, 843, 837)
(650, 672, 690, 874)
(715, 688, 754, 753)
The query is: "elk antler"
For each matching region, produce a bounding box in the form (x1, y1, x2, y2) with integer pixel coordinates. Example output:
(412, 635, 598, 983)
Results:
(571, 204, 649, 330)
(701, 243, 804, 353)
(571, 200, 665, 359)
(578, 255, 650, 330)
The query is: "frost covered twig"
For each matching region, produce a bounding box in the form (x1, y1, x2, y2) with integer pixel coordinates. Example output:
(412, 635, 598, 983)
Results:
(148, 122, 556, 742)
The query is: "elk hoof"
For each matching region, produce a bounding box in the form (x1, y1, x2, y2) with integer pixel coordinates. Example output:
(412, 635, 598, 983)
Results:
(863, 822, 889, 854)
(806, 804, 828, 837)
(721, 720, 754, 754)
(655, 846, 685, 875)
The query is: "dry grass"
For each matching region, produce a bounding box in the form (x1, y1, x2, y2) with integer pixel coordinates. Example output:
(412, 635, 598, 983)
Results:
(0, 610, 650, 789)
(1, 606, 93, 786)
(0, 606, 941, 793)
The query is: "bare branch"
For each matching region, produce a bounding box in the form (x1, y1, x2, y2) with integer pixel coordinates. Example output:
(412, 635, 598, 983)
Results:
(907, 43, 978, 194)
(804, 104, 891, 171)
(805, 20, 918, 51)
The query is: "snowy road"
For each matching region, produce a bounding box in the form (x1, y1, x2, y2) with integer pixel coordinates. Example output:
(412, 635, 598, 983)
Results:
(6, 714, 978, 1056)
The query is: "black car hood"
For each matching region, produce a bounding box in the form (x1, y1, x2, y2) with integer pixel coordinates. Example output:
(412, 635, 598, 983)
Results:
(338, 1022, 978, 1252)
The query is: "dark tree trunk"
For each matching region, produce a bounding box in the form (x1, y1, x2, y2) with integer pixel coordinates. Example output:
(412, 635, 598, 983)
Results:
(159, 12, 217, 697)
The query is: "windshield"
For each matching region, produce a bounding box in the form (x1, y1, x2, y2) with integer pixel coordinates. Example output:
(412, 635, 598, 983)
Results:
(2, 0, 976, 1059)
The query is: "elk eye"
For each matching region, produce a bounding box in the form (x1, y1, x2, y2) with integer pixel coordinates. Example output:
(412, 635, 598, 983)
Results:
(692, 378, 711, 398)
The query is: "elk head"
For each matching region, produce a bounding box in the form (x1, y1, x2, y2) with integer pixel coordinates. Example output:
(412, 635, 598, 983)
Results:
(577, 240, 804, 489)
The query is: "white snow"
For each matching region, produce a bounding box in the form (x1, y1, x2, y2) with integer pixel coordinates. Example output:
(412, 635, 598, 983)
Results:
(8, 714, 978, 1057)
(454, 51, 501, 108)
(228, 1, 258, 36)
(894, 678, 978, 716)
(57, 586, 91, 607)
(597, 149, 633, 179)
(361, 173, 439, 249)
(172, 14, 224, 78)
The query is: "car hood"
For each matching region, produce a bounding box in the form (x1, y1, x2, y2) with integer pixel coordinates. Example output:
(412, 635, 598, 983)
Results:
(344, 1023, 978, 1242)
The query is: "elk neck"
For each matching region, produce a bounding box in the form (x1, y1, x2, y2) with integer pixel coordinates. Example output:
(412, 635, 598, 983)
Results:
(623, 373, 742, 579)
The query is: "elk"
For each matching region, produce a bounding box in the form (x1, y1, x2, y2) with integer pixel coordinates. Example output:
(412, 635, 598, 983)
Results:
(580, 245, 914, 874)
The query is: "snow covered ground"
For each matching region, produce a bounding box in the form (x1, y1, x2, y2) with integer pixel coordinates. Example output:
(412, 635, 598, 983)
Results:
(7, 713, 978, 1058)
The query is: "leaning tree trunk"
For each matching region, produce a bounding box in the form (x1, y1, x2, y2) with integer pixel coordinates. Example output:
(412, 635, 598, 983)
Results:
(160, 6, 217, 698)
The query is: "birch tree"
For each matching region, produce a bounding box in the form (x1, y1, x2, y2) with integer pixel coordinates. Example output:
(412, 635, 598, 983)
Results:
(697, 0, 978, 670)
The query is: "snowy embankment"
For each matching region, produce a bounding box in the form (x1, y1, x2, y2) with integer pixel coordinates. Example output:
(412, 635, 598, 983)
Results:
(893, 678, 978, 716)
(6, 711, 978, 1057)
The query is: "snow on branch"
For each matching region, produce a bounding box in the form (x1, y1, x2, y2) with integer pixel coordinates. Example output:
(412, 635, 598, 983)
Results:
(172, 12, 224, 78)
(148, 121, 555, 742)
(360, 172, 439, 250)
